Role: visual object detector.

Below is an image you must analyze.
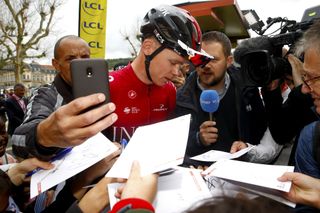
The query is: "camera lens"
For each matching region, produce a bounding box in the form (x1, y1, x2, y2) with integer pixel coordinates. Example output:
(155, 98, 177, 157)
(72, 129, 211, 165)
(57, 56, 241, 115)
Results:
(86, 67, 93, 77)
(242, 50, 273, 86)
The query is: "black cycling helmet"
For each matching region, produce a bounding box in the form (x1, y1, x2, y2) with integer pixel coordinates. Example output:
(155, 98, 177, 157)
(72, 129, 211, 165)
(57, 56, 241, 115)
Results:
(140, 5, 212, 82)
(140, 4, 202, 57)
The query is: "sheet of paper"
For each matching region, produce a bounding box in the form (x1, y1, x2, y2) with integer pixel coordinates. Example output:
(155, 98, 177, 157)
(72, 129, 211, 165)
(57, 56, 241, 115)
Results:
(230, 180, 296, 207)
(204, 176, 257, 199)
(106, 114, 190, 178)
(30, 132, 118, 198)
(108, 167, 211, 213)
(204, 176, 295, 208)
(190, 146, 254, 162)
(0, 163, 17, 172)
(202, 159, 294, 192)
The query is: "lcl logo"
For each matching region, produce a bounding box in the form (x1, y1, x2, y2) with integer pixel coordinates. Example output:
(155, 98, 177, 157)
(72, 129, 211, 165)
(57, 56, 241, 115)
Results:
(84, 2, 104, 10)
(81, 21, 104, 35)
(82, 1, 104, 16)
(83, 22, 103, 29)
(88, 41, 103, 49)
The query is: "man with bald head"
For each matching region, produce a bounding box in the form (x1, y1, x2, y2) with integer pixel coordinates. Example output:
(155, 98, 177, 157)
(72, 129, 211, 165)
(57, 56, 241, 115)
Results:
(52, 35, 90, 85)
(12, 35, 118, 160)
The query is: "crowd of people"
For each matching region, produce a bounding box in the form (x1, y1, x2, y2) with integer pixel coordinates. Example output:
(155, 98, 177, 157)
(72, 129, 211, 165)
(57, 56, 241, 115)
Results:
(1, 3, 320, 213)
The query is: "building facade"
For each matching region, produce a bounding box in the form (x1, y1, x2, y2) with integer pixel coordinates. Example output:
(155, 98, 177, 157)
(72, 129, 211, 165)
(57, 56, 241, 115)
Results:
(0, 62, 57, 94)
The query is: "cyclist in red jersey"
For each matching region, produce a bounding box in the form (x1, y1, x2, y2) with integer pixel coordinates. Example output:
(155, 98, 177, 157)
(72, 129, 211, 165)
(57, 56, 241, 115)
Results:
(107, 5, 211, 142)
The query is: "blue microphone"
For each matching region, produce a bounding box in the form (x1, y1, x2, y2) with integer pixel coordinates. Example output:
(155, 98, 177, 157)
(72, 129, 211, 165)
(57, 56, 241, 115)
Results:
(200, 90, 219, 121)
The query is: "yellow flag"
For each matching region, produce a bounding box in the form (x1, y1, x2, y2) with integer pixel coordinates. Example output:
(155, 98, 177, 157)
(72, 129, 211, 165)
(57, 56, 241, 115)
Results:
(79, 0, 107, 58)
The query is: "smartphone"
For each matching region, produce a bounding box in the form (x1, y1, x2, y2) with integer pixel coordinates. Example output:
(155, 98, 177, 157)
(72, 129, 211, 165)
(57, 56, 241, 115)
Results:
(71, 58, 110, 110)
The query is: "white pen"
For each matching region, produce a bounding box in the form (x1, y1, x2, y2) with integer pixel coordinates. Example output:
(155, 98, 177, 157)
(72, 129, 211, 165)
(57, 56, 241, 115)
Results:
(82, 184, 96, 189)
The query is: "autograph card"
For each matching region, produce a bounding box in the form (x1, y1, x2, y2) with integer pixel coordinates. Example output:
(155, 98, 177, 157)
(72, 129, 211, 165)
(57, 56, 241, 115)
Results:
(30, 133, 118, 198)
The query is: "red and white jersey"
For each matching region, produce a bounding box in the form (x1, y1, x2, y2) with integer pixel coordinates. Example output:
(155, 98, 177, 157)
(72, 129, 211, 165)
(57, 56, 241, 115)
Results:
(109, 63, 176, 142)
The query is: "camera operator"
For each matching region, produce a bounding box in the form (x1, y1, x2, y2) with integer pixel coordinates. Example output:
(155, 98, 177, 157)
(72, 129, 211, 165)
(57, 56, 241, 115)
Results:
(265, 55, 318, 166)
(262, 57, 317, 145)
(282, 19, 320, 213)
(234, 32, 318, 149)
(236, 17, 320, 212)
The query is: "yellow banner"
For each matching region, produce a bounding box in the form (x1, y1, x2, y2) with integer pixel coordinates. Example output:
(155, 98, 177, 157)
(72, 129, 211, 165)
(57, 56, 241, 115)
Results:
(79, 0, 107, 58)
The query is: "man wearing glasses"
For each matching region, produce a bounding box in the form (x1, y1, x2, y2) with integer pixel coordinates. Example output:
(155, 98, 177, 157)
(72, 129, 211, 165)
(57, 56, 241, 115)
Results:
(302, 61, 320, 93)
(294, 20, 320, 176)
(279, 20, 320, 212)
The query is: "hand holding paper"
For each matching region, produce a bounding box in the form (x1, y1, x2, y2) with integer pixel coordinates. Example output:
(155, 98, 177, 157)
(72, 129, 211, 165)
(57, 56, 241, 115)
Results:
(115, 161, 159, 203)
(108, 167, 211, 213)
(203, 159, 294, 192)
(30, 132, 118, 198)
(202, 159, 296, 207)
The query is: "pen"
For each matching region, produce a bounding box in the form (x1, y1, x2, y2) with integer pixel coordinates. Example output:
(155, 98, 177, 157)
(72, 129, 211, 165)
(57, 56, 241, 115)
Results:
(121, 138, 128, 150)
(49, 147, 73, 162)
(159, 168, 176, 176)
(82, 184, 96, 189)
(26, 147, 73, 177)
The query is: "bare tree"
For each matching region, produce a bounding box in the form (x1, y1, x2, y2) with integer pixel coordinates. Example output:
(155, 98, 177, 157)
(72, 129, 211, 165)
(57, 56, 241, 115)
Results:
(119, 18, 141, 58)
(0, 0, 63, 83)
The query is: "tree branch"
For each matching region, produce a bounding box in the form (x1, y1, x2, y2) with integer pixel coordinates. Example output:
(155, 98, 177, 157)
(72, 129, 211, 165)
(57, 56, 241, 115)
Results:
(0, 40, 14, 57)
(3, 0, 22, 37)
(0, 20, 16, 44)
(24, 52, 46, 59)
(0, 0, 63, 83)
(26, 0, 61, 47)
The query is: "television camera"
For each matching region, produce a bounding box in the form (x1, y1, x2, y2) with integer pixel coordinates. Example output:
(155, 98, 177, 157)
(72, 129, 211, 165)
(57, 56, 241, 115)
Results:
(234, 5, 320, 87)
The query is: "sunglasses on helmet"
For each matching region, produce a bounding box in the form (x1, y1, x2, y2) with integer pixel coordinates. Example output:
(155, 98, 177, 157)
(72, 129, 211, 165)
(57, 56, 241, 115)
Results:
(177, 40, 213, 68)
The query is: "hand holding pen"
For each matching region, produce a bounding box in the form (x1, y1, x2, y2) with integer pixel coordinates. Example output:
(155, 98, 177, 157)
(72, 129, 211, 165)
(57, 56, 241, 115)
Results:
(26, 147, 73, 177)
(7, 158, 54, 186)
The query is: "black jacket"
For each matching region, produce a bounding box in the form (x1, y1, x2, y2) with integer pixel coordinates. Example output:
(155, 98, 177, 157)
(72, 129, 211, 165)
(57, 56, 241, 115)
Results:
(12, 75, 72, 160)
(5, 96, 28, 135)
(262, 84, 317, 145)
(174, 66, 267, 166)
